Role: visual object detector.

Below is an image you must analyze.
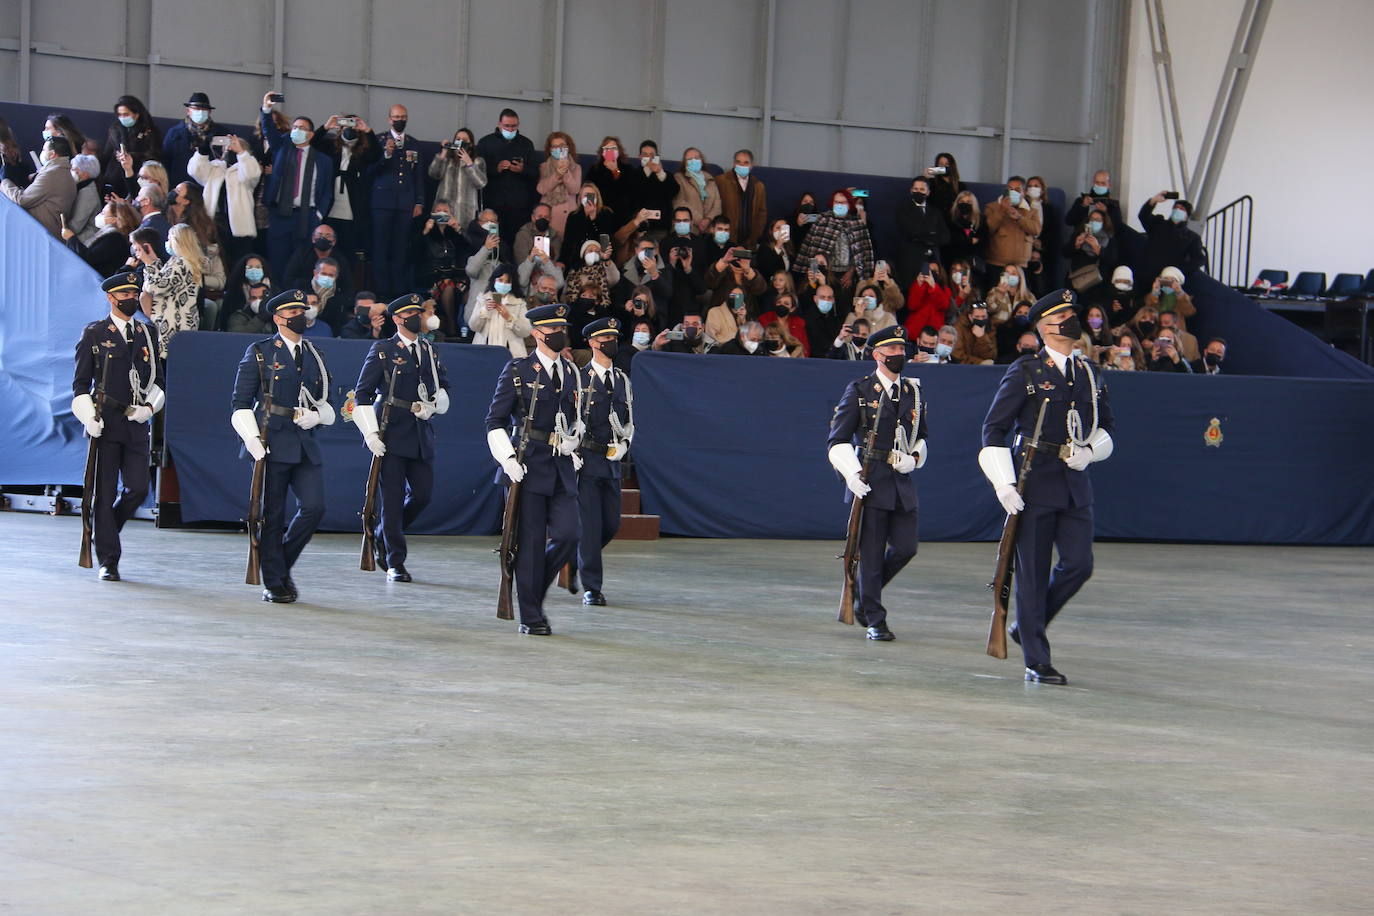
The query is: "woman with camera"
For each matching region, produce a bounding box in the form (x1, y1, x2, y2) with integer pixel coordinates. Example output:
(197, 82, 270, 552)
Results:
(418, 199, 472, 336)
(317, 114, 380, 267)
(429, 127, 487, 229)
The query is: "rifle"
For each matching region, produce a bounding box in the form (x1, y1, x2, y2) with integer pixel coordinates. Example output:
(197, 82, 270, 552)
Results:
(78, 346, 110, 568)
(986, 397, 1049, 658)
(837, 385, 887, 624)
(496, 375, 541, 619)
(360, 360, 399, 571)
(244, 350, 276, 586)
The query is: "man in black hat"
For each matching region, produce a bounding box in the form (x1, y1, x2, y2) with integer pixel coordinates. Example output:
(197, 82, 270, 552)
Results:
(352, 294, 452, 582)
(572, 317, 633, 606)
(230, 289, 336, 603)
(484, 303, 583, 635)
(979, 288, 1116, 685)
(826, 325, 929, 641)
(162, 91, 220, 188)
(72, 272, 165, 581)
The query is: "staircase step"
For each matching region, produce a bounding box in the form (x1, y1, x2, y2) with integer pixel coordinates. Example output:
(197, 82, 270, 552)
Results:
(620, 488, 641, 514)
(615, 514, 660, 541)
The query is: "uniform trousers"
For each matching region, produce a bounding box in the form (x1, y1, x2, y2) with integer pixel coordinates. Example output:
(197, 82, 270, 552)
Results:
(1013, 501, 1095, 667)
(376, 453, 433, 568)
(93, 436, 151, 566)
(576, 474, 621, 592)
(856, 503, 919, 627)
(258, 459, 325, 589)
(370, 208, 415, 298)
(514, 476, 579, 626)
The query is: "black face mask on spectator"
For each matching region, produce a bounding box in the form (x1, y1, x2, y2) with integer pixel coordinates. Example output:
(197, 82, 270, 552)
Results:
(911, 191, 928, 204)
(1011, 313, 1030, 328)
(684, 326, 702, 341)
(775, 302, 790, 317)
(575, 296, 597, 311)
(1138, 320, 1156, 337)
(971, 317, 989, 328)
(1205, 352, 1223, 367)
(1019, 346, 1038, 356)
(313, 237, 333, 252)
(799, 202, 815, 215)
(391, 119, 407, 134)
(852, 336, 867, 347)
(534, 217, 550, 233)
(917, 344, 936, 354)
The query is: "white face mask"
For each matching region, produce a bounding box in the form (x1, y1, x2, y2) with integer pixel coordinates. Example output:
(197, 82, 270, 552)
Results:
(249, 299, 263, 314)
(1027, 186, 1042, 200)
(304, 306, 318, 322)
(425, 314, 441, 331)
(1113, 281, 1132, 291)
(743, 338, 760, 353)
(584, 251, 600, 266)
(951, 271, 963, 285)
(632, 331, 651, 347)
(189, 109, 209, 125)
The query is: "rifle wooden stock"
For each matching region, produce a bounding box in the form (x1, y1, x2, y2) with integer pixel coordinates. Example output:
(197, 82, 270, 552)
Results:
(496, 480, 521, 620)
(837, 495, 863, 624)
(244, 457, 266, 585)
(359, 364, 398, 571)
(557, 563, 575, 593)
(78, 347, 109, 569)
(985, 397, 1049, 658)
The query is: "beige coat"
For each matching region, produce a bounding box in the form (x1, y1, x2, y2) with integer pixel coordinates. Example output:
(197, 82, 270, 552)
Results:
(983, 196, 1042, 268)
(469, 294, 532, 356)
(672, 170, 722, 227)
(2, 156, 77, 238)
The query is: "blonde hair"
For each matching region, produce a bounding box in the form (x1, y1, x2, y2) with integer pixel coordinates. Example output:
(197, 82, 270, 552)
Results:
(168, 224, 204, 286)
(951, 190, 981, 230)
(138, 160, 169, 195)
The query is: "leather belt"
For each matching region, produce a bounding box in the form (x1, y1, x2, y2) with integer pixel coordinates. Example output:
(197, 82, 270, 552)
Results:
(99, 395, 138, 418)
(522, 429, 560, 449)
(1015, 434, 1072, 460)
(579, 437, 622, 458)
(859, 448, 892, 462)
(266, 403, 297, 418)
(386, 396, 417, 412)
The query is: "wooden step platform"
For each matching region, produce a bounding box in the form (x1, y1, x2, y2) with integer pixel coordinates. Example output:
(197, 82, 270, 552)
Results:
(615, 488, 658, 540)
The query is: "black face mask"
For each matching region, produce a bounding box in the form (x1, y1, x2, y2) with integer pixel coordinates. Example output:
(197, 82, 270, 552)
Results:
(313, 237, 333, 252)
(956, 202, 972, 214)
(971, 317, 989, 328)
(112, 296, 139, 318)
(534, 217, 550, 233)
(1204, 352, 1223, 367)
(799, 202, 815, 215)
(883, 353, 907, 374)
(575, 297, 597, 311)
(1138, 320, 1157, 337)
(911, 191, 928, 204)
(1012, 313, 1030, 327)
(402, 314, 422, 333)
(683, 326, 702, 341)
(543, 330, 568, 351)
(1056, 315, 1083, 339)
(599, 339, 620, 358)
(852, 336, 867, 347)
(340, 127, 358, 143)
(284, 314, 308, 334)
(391, 119, 407, 134)
(774, 303, 790, 317)
(1019, 347, 1038, 356)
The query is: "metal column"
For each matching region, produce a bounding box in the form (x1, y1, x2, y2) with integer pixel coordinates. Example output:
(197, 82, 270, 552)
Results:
(1143, 0, 1190, 196)
(551, 0, 566, 131)
(760, 0, 777, 163)
(999, 0, 1020, 178)
(18, 0, 31, 103)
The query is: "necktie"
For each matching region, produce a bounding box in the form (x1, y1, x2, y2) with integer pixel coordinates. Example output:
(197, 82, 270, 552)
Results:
(294, 148, 306, 204)
(293, 343, 304, 374)
(890, 383, 900, 402)
(552, 361, 563, 392)
(124, 322, 135, 350)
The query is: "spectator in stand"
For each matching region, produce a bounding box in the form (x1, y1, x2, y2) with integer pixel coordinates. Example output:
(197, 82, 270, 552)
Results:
(661, 215, 707, 326)
(715, 149, 768, 246)
(653, 313, 707, 354)
(618, 236, 672, 312)
(560, 183, 619, 265)
(1106, 265, 1139, 327)
(2, 136, 75, 238)
(316, 113, 380, 266)
(417, 199, 472, 335)
(514, 202, 565, 293)
(755, 218, 796, 279)
(948, 258, 981, 316)
(985, 264, 1035, 324)
(983, 176, 1042, 289)
(793, 189, 875, 301)
(477, 108, 539, 248)
(162, 93, 220, 187)
(705, 240, 765, 311)
(562, 240, 621, 311)
(936, 325, 958, 362)
(188, 133, 262, 268)
(110, 155, 169, 202)
(1066, 169, 1124, 233)
(428, 127, 487, 229)
(1024, 175, 1056, 297)
(904, 262, 952, 340)
(608, 285, 659, 344)
(99, 96, 161, 194)
(65, 199, 139, 278)
(469, 265, 531, 356)
(221, 254, 274, 333)
(758, 269, 795, 315)
(672, 147, 722, 233)
(1082, 304, 1113, 364)
(67, 154, 104, 242)
(705, 287, 751, 349)
(608, 205, 666, 270)
(827, 315, 870, 360)
(630, 141, 676, 238)
(628, 320, 655, 362)
(130, 183, 171, 257)
(527, 271, 561, 309)
(1147, 328, 1190, 373)
(1138, 191, 1206, 280)
(924, 152, 964, 217)
(283, 224, 352, 297)
(1106, 327, 1146, 372)
(587, 136, 635, 231)
(418, 296, 446, 344)
(301, 257, 351, 332)
(941, 190, 982, 268)
(169, 181, 225, 295)
(1193, 338, 1227, 375)
(1157, 309, 1200, 363)
(41, 114, 88, 168)
(895, 174, 949, 289)
(799, 277, 844, 354)
(138, 224, 202, 355)
(999, 328, 1041, 364)
(661, 204, 709, 270)
(1062, 200, 1118, 305)
(536, 131, 581, 237)
(760, 319, 801, 358)
(995, 300, 1034, 361)
(339, 291, 393, 341)
(367, 103, 426, 298)
(714, 320, 765, 356)
(757, 290, 810, 357)
(953, 302, 997, 365)
(1144, 266, 1196, 330)
(790, 191, 821, 251)
(299, 291, 333, 338)
(701, 215, 734, 267)
(464, 209, 514, 318)
(258, 95, 333, 278)
(911, 325, 943, 364)
(1129, 304, 1160, 351)
(853, 278, 900, 333)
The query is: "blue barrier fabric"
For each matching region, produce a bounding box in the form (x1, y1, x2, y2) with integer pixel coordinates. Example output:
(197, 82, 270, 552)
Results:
(165, 332, 509, 535)
(631, 352, 1374, 545)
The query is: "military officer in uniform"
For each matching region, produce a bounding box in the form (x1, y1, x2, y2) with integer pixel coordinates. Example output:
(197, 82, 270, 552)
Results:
(484, 303, 583, 635)
(71, 272, 166, 581)
(574, 317, 634, 606)
(979, 288, 1115, 685)
(826, 325, 930, 641)
(352, 293, 452, 582)
(367, 105, 426, 298)
(230, 289, 337, 603)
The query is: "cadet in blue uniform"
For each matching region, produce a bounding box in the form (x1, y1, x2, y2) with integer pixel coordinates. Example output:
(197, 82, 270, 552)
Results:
(574, 317, 634, 606)
(484, 303, 583, 635)
(368, 107, 427, 298)
(230, 289, 337, 603)
(826, 325, 930, 640)
(352, 294, 452, 582)
(71, 272, 167, 581)
(979, 288, 1116, 685)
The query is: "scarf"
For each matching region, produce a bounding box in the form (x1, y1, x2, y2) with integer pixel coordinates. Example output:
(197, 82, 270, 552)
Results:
(688, 169, 708, 201)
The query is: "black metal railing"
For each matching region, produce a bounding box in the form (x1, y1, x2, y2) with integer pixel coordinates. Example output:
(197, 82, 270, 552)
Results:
(1204, 195, 1252, 290)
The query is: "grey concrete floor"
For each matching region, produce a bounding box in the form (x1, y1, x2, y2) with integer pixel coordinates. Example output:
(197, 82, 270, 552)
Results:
(2, 511, 1371, 915)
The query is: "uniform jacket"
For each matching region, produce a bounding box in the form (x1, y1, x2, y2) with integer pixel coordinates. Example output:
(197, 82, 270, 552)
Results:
(73, 316, 164, 446)
(354, 334, 451, 461)
(577, 361, 631, 480)
(981, 349, 1116, 510)
(231, 335, 333, 465)
(258, 111, 335, 219)
(484, 353, 580, 497)
(827, 371, 929, 512)
(368, 134, 426, 211)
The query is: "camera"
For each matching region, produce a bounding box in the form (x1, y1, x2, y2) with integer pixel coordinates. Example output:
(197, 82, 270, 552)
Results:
(431, 212, 451, 224)
(1163, 191, 1180, 200)
(210, 136, 230, 149)
(338, 117, 357, 129)
(672, 246, 689, 260)
(442, 139, 463, 151)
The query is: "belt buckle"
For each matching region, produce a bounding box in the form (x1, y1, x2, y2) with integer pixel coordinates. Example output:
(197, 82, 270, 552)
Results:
(548, 430, 562, 450)
(885, 451, 900, 467)
(605, 441, 620, 460)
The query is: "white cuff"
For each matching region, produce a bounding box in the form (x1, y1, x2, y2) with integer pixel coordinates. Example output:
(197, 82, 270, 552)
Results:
(914, 438, 928, 469)
(978, 445, 1015, 489)
(231, 408, 261, 449)
(353, 403, 379, 439)
(827, 442, 862, 478)
(315, 399, 336, 426)
(487, 428, 516, 464)
(434, 389, 450, 415)
(72, 393, 97, 424)
(1088, 428, 1113, 462)
(145, 384, 165, 413)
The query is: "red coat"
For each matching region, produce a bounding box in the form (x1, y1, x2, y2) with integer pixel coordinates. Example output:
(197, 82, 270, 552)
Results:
(904, 280, 952, 337)
(757, 310, 810, 356)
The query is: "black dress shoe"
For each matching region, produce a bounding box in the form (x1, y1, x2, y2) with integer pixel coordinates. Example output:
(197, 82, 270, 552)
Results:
(1009, 623, 1021, 646)
(582, 589, 606, 606)
(98, 563, 121, 581)
(262, 584, 296, 604)
(1025, 663, 1067, 685)
(865, 623, 895, 641)
(284, 575, 298, 599)
(387, 565, 412, 582)
(518, 621, 553, 636)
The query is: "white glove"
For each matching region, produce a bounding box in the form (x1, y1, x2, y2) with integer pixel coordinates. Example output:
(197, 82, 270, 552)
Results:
(572, 452, 584, 471)
(72, 393, 103, 438)
(83, 418, 104, 438)
(145, 384, 166, 413)
(128, 405, 154, 423)
(231, 407, 267, 461)
(556, 432, 580, 456)
(844, 473, 871, 499)
(294, 408, 322, 430)
(488, 428, 525, 482)
(995, 484, 1025, 515)
(891, 452, 917, 474)
(412, 400, 437, 421)
(501, 457, 526, 482)
(364, 433, 387, 457)
(1065, 444, 1092, 471)
(434, 389, 450, 415)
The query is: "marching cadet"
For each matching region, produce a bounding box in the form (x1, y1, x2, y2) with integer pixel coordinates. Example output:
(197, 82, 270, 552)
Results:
(979, 288, 1115, 685)
(230, 289, 336, 603)
(826, 325, 929, 641)
(352, 293, 452, 582)
(484, 303, 583, 635)
(72, 272, 166, 580)
(573, 317, 634, 606)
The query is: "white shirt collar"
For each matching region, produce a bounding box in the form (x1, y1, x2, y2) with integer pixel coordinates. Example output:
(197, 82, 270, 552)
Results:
(589, 358, 612, 381)
(1044, 346, 1070, 374)
(390, 130, 406, 143)
(109, 311, 131, 335)
(279, 334, 301, 357)
(534, 347, 561, 377)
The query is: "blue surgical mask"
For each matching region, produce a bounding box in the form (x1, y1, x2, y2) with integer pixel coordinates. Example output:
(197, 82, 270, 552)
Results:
(190, 109, 209, 125)
(493, 280, 512, 295)
(1170, 209, 1187, 224)
(862, 296, 877, 311)
(118, 115, 137, 129)
(550, 147, 567, 160)
(832, 203, 849, 218)
(674, 220, 691, 236)
(1004, 274, 1020, 288)
(315, 274, 334, 289)
(685, 158, 702, 174)
(713, 230, 730, 245)
(1007, 189, 1022, 206)
(1092, 183, 1109, 196)
(245, 267, 264, 283)
(733, 164, 750, 179)
(935, 342, 953, 358)
(633, 331, 651, 346)
(290, 128, 309, 146)
(500, 127, 517, 141)
(42, 130, 54, 140)
(1088, 220, 1104, 234)
(816, 298, 834, 314)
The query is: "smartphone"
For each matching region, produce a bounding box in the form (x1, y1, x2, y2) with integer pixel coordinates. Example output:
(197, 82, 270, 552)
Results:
(645, 209, 661, 220)
(598, 233, 611, 249)
(268, 92, 284, 104)
(533, 236, 550, 257)
(211, 136, 230, 149)
(875, 260, 888, 273)
(730, 247, 752, 260)
(118, 143, 126, 157)
(1163, 191, 1180, 200)
(930, 166, 947, 176)
(808, 257, 819, 273)
(666, 329, 685, 341)
(510, 156, 523, 166)
(852, 189, 870, 198)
